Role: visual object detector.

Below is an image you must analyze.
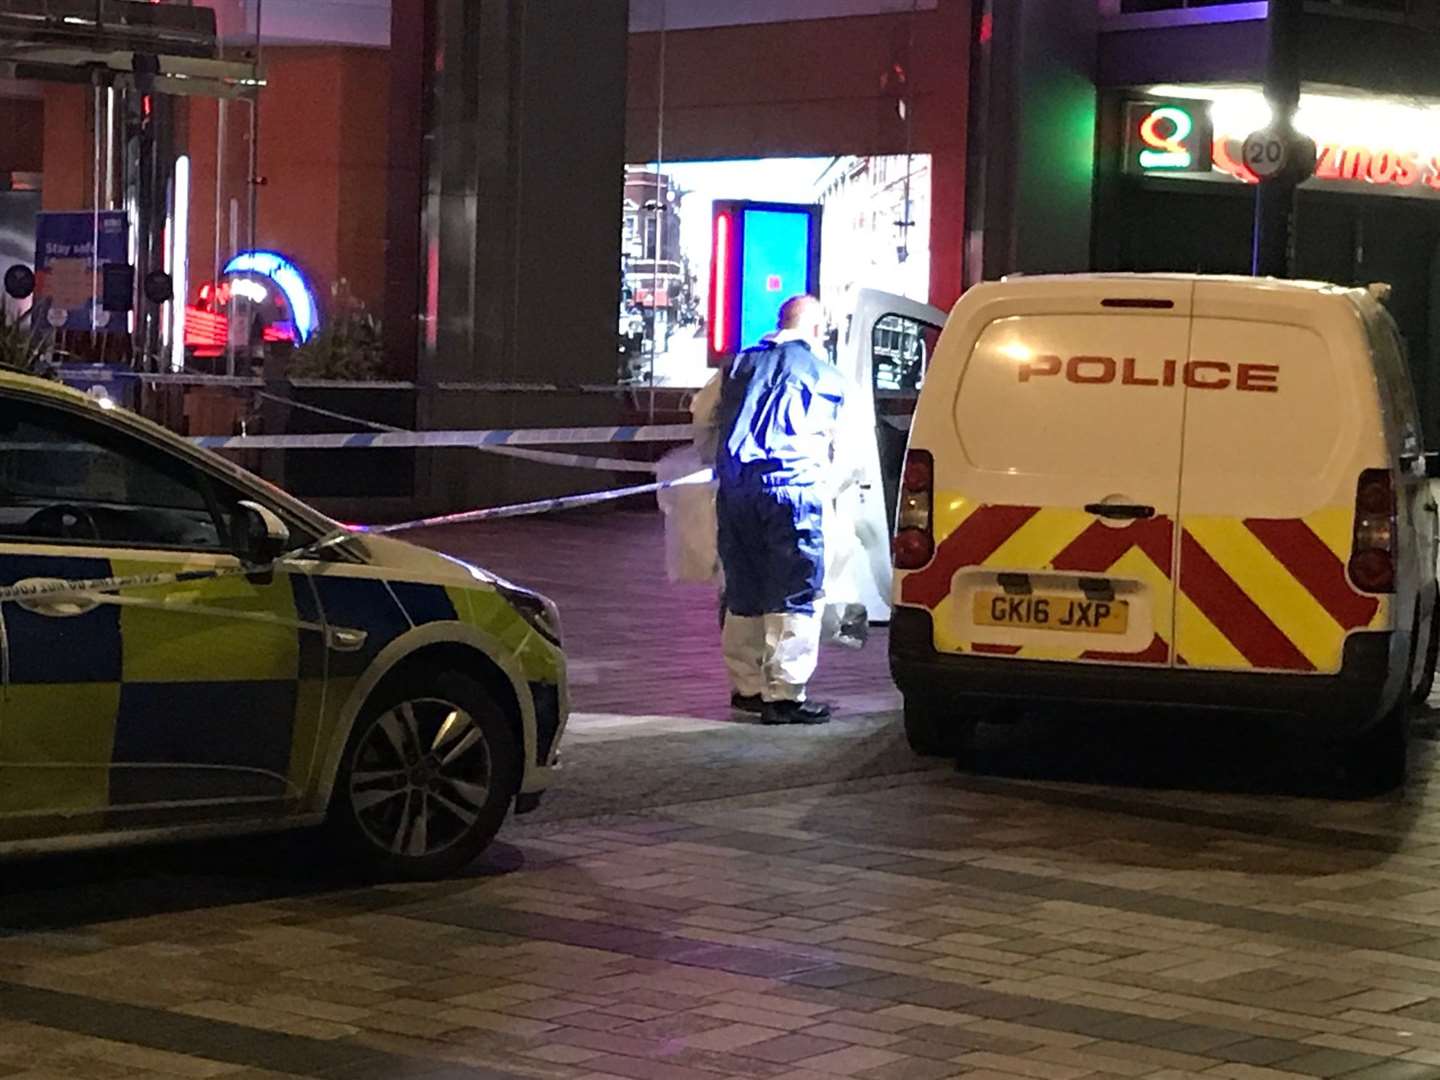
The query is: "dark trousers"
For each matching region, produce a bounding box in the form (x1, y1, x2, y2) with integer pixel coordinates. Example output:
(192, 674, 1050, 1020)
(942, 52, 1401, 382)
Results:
(716, 484, 824, 617)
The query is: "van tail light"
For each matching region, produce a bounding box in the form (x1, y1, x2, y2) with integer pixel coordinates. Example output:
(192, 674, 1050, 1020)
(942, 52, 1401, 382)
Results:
(1349, 467, 1396, 594)
(894, 449, 934, 570)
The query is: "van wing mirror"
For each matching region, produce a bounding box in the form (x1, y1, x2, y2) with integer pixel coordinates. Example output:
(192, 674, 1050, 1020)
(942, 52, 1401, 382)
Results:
(235, 500, 291, 564)
(1400, 452, 1440, 480)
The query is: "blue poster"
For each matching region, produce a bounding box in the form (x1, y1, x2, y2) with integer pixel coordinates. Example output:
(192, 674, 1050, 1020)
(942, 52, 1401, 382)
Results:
(34, 211, 129, 333)
(739, 208, 812, 351)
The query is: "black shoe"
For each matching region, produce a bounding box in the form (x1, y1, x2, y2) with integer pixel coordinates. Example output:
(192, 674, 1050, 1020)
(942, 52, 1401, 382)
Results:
(730, 693, 764, 715)
(762, 700, 832, 726)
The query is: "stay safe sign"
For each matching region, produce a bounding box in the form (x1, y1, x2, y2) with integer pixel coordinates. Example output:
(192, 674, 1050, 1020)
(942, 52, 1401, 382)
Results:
(33, 210, 129, 333)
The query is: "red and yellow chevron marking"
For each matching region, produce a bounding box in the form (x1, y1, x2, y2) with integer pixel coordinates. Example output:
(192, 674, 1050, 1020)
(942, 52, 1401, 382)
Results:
(900, 497, 1387, 673)
(1178, 513, 1384, 672)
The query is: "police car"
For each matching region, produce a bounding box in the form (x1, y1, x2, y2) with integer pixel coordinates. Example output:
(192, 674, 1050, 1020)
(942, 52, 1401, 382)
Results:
(0, 367, 566, 877)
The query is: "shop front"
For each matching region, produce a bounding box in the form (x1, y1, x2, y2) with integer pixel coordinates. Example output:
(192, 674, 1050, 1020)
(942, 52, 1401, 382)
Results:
(1095, 85, 1440, 440)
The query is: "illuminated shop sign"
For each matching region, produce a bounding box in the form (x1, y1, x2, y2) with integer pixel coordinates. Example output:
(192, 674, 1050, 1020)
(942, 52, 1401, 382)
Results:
(1125, 101, 1212, 174)
(1127, 87, 1440, 198)
(1225, 140, 1440, 190)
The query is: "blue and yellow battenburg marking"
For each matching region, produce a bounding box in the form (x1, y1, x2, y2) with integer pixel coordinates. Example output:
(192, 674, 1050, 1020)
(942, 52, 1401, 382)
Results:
(0, 552, 560, 836)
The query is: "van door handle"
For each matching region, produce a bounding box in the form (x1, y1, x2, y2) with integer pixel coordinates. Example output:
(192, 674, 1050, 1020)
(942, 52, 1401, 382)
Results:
(1085, 503, 1155, 520)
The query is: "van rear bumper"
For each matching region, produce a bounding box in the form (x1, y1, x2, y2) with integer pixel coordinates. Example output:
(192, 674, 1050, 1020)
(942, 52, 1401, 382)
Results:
(888, 608, 1404, 738)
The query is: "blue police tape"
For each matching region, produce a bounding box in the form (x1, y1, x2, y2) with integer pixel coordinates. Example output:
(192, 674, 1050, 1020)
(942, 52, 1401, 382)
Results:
(251, 393, 661, 473)
(357, 468, 714, 534)
(0, 565, 260, 605)
(472, 444, 659, 473)
(0, 469, 715, 604)
(62, 368, 630, 393)
(191, 423, 694, 451)
(2, 402, 704, 604)
(0, 530, 356, 606)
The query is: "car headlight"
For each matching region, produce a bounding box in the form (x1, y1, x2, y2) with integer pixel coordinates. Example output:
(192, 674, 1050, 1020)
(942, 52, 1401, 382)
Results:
(497, 582, 562, 647)
(436, 553, 563, 647)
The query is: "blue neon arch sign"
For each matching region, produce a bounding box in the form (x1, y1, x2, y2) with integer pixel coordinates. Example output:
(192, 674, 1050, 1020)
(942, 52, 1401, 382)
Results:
(222, 250, 320, 343)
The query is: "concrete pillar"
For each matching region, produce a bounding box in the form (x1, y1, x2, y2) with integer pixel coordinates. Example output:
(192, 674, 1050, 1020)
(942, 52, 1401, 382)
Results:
(386, 0, 630, 511)
(382, 0, 428, 381)
(414, 0, 628, 389)
(967, 0, 1099, 281)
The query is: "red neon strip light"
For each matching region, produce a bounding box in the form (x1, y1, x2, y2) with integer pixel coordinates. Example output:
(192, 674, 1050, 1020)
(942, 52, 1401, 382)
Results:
(185, 306, 228, 348)
(711, 213, 731, 354)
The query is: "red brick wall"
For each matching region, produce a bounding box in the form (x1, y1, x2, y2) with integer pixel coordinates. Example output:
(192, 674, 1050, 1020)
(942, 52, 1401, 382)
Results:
(20, 49, 389, 315)
(331, 49, 392, 312)
(40, 85, 90, 210)
(189, 46, 391, 313)
(188, 93, 252, 292)
(0, 96, 43, 175)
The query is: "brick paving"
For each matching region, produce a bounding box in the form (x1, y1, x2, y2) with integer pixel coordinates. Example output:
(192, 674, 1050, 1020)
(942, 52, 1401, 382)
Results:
(4, 511, 1440, 1079)
(419, 509, 901, 723)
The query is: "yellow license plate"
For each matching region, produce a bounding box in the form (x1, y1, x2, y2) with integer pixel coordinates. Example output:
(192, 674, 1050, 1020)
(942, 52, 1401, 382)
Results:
(973, 592, 1128, 635)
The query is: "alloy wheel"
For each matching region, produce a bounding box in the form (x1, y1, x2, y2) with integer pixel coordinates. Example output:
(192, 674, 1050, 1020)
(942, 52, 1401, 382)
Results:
(348, 698, 494, 858)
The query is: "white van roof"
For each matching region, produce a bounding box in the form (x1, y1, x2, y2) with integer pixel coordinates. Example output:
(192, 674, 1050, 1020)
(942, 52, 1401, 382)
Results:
(994, 272, 1354, 297)
(961, 273, 1381, 326)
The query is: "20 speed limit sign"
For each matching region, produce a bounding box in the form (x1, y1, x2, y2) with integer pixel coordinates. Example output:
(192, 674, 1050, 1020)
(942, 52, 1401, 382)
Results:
(1243, 129, 1289, 179)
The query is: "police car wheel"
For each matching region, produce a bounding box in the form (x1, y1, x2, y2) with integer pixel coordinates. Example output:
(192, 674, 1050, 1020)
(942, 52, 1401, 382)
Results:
(903, 697, 976, 759)
(332, 671, 520, 879)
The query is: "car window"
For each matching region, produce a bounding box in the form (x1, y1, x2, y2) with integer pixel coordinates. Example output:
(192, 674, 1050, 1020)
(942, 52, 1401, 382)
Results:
(1365, 305, 1423, 456)
(872, 315, 939, 393)
(0, 398, 234, 551)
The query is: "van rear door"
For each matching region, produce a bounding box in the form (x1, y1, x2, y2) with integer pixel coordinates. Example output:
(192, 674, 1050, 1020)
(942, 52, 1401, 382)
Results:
(845, 289, 947, 624)
(1173, 282, 1385, 673)
(901, 280, 1193, 665)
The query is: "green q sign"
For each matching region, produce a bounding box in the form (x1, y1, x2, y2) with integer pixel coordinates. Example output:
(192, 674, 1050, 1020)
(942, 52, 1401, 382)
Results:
(1125, 100, 1214, 175)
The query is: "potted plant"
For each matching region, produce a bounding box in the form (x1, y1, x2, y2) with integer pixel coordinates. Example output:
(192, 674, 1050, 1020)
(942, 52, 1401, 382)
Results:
(0, 304, 56, 379)
(286, 279, 386, 381)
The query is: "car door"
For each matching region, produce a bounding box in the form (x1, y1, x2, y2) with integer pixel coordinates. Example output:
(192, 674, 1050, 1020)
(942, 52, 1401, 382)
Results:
(845, 289, 947, 622)
(0, 391, 326, 835)
(1365, 302, 1437, 637)
(1173, 282, 1384, 673)
(903, 279, 1193, 665)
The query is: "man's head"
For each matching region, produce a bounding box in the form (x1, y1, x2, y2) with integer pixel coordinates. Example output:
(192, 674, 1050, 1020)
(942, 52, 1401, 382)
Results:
(777, 294, 825, 348)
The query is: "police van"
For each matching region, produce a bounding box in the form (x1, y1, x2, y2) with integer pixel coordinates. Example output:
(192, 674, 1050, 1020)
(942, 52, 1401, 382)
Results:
(889, 274, 1440, 789)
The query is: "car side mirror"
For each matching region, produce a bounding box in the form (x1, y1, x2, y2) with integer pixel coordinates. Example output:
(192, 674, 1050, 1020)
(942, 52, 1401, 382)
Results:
(235, 500, 291, 565)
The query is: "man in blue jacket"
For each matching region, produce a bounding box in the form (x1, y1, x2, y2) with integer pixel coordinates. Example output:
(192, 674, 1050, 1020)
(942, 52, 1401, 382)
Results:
(714, 295, 846, 725)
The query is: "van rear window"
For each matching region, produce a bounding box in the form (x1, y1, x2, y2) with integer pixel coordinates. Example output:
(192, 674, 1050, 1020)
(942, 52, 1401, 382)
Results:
(1180, 318, 1342, 499)
(953, 314, 1191, 480)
